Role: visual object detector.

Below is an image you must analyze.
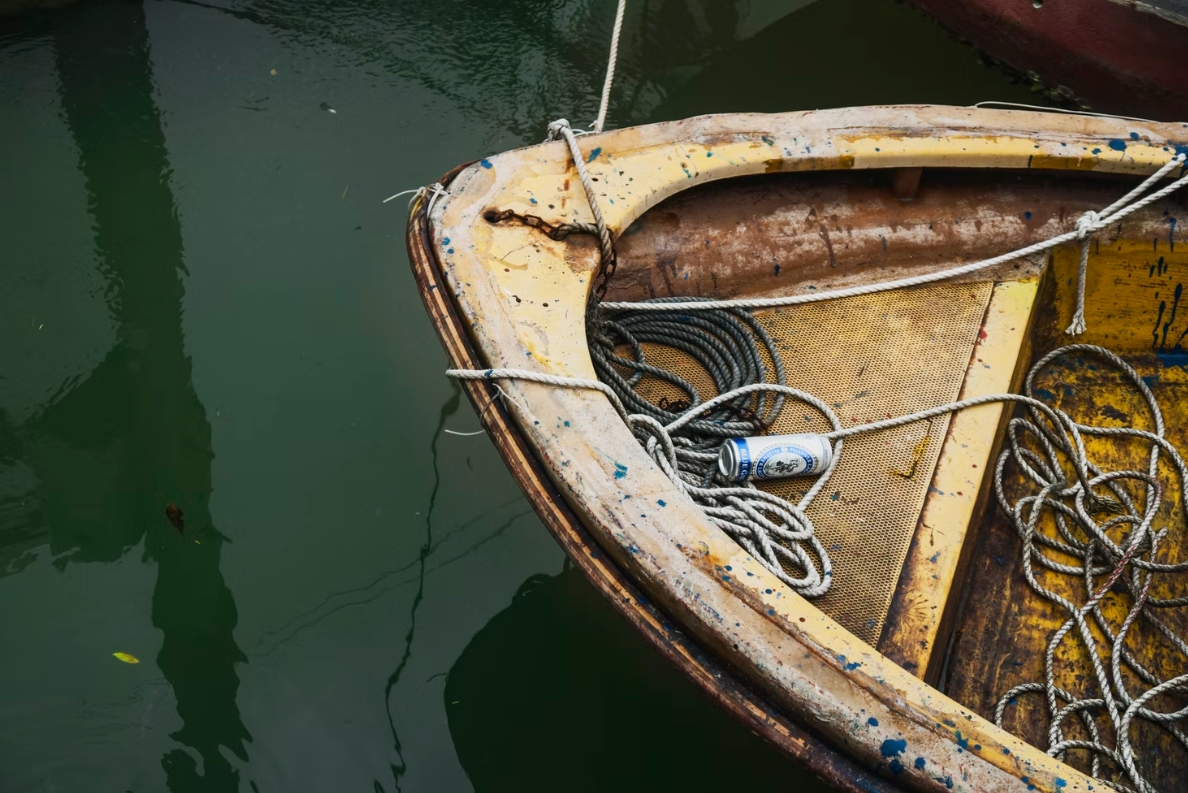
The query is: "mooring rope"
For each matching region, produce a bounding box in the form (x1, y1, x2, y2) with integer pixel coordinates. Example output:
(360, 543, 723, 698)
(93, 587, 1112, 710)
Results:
(591, 0, 626, 134)
(598, 154, 1188, 333)
(449, 360, 843, 597)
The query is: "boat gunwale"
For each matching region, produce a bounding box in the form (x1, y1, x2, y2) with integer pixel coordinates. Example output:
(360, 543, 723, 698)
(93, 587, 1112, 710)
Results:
(405, 163, 901, 793)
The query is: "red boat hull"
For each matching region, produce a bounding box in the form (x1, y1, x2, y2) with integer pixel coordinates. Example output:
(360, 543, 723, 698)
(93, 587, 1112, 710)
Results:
(909, 0, 1188, 121)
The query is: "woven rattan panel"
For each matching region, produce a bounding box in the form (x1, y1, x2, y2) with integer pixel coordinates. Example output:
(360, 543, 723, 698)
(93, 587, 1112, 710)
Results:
(629, 282, 993, 644)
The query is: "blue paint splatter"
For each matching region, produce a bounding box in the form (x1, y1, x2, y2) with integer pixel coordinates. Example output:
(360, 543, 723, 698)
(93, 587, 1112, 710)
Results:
(867, 717, 879, 727)
(614, 463, 628, 479)
(915, 757, 926, 770)
(1056, 779, 1067, 788)
(586, 147, 602, 163)
(1131, 132, 1140, 140)
(530, 197, 538, 204)
(1092, 148, 1102, 155)
(1109, 139, 1128, 152)
(657, 499, 666, 507)
(447, 248, 454, 254)
(563, 420, 570, 427)
(774, 264, 781, 276)
(955, 731, 970, 750)
(929, 553, 939, 563)
(1024, 211, 1033, 220)
(889, 758, 905, 775)
(706, 151, 713, 157)
(880, 739, 907, 758)
(480, 159, 492, 169)
(442, 237, 450, 245)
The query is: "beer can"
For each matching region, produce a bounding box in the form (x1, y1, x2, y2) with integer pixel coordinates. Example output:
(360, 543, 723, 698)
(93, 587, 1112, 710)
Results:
(717, 433, 833, 482)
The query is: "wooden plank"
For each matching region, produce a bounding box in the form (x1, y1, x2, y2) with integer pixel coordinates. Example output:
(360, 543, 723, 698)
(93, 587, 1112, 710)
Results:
(878, 279, 1038, 679)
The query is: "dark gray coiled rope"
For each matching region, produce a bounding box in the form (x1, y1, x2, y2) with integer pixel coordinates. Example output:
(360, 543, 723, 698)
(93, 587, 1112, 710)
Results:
(587, 300, 840, 597)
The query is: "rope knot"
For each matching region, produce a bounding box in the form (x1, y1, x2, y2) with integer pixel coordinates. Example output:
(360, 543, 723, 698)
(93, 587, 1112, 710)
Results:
(1074, 210, 1100, 241)
(544, 119, 571, 143)
(1066, 211, 1100, 335)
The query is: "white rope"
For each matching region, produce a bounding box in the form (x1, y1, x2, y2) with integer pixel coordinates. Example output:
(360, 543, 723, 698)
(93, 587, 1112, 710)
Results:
(445, 339, 1188, 626)
(384, 182, 449, 216)
(591, 0, 627, 134)
(448, 367, 843, 597)
(545, 120, 616, 288)
(599, 154, 1188, 332)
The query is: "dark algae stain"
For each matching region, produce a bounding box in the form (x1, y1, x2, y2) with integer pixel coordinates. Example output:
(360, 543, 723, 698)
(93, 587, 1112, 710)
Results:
(1157, 283, 1183, 350)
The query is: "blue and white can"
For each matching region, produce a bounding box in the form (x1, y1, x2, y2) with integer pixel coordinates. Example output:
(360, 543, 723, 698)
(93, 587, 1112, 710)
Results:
(717, 434, 833, 482)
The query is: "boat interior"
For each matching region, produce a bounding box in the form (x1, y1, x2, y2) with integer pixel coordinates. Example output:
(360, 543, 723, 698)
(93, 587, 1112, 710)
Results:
(605, 165, 1188, 787)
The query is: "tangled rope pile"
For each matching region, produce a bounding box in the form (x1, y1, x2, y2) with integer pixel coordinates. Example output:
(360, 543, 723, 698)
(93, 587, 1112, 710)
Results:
(988, 345, 1188, 793)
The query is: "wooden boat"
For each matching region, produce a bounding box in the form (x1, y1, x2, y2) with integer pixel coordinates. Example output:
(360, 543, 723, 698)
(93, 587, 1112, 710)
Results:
(906, 0, 1188, 121)
(406, 105, 1188, 792)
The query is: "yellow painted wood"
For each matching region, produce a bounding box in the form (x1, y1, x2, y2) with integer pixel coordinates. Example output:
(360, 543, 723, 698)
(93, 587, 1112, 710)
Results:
(879, 279, 1039, 678)
(425, 106, 1188, 792)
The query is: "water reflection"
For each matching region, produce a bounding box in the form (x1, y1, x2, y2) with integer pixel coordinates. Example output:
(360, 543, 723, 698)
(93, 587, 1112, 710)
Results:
(445, 568, 812, 791)
(169, 0, 802, 142)
(382, 385, 460, 793)
(2, 3, 249, 789)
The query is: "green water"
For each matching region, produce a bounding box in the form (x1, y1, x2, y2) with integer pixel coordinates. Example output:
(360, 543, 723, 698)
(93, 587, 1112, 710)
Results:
(0, 1, 1048, 790)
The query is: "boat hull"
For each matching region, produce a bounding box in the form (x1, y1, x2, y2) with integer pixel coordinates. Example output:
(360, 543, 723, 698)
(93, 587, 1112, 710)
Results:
(908, 0, 1188, 120)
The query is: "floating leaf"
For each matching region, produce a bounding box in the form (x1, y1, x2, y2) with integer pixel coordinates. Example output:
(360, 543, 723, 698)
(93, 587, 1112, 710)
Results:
(112, 652, 140, 664)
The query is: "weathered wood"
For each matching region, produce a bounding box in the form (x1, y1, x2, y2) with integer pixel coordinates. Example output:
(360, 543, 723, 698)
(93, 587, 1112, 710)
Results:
(892, 167, 925, 200)
(418, 105, 1188, 792)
